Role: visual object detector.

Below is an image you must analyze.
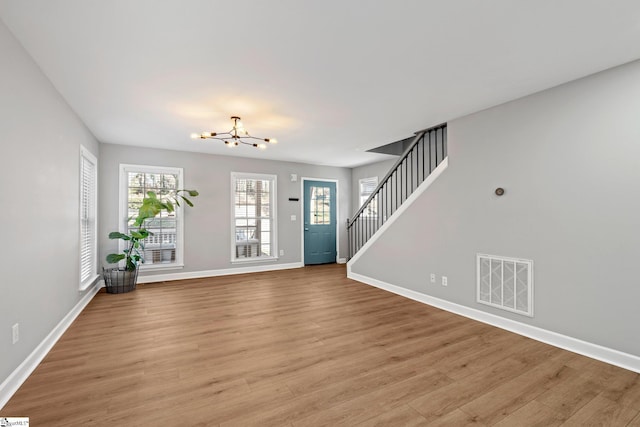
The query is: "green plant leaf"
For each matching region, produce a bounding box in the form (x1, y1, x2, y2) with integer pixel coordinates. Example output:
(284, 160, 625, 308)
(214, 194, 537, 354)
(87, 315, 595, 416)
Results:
(108, 231, 130, 240)
(138, 204, 157, 220)
(178, 189, 199, 197)
(179, 195, 194, 207)
(106, 253, 125, 264)
(130, 231, 145, 239)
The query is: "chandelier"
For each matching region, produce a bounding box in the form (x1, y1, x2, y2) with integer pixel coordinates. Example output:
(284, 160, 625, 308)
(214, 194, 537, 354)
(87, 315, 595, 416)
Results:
(191, 116, 278, 149)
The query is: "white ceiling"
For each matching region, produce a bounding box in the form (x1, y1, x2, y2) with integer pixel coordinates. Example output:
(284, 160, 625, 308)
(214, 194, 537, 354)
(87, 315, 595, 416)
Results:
(2, 1, 640, 167)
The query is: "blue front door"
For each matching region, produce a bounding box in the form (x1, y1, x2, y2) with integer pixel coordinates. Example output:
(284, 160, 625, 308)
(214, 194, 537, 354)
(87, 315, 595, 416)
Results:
(304, 180, 337, 265)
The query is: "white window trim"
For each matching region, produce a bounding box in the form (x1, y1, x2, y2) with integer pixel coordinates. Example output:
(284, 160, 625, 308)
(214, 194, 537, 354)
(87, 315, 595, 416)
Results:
(79, 145, 99, 290)
(359, 176, 378, 218)
(119, 164, 185, 271)
(230, 172, 278, 264)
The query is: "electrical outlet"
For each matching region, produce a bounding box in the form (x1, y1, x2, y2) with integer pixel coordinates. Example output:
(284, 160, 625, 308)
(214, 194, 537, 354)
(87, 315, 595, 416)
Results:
(430, 273, 436, 283)
(279, 249, 284, 256)
(12, 323, 19, 344)
(442, 276, 448, 287)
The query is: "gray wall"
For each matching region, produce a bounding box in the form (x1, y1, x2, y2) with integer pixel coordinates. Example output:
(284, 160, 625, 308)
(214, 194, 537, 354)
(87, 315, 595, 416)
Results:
(351, 158, 396, 215)
(0, 21, 101, 383)
(351, 59, 640, 357)
(100, 144, 352, 276)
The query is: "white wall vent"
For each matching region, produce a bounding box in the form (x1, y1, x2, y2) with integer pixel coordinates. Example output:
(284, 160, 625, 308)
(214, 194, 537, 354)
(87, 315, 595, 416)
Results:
(477, 254, 533, 317)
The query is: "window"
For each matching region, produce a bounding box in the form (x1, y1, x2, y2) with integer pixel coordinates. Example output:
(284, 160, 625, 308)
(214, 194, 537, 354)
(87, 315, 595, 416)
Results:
(359, 176, 378, 217)
(79, 146, 98, 290)
(310, 186, 331, 225)
(120, 165, 184, 270)
(231, 173, 277, 262)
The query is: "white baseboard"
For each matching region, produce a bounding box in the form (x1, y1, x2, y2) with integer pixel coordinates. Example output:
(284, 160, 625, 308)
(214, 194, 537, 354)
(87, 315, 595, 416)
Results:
(0, 280, 104, 410)
(137, 262, 304, 284)
(348, 271, 640, 374)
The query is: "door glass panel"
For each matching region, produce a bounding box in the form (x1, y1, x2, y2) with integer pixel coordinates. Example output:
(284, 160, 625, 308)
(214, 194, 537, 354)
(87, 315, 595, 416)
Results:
(310, 186, 331, 225)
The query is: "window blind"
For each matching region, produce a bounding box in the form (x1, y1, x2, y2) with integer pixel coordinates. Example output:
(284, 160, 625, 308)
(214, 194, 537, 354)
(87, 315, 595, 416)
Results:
(80, 147, 97, 286)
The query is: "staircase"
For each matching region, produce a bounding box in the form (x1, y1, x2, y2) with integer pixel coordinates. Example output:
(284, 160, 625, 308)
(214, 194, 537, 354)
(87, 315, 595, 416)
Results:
(348, 123, 447, 258)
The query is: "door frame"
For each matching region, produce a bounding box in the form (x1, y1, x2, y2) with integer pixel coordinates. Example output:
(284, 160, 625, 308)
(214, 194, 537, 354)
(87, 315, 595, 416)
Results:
(300, 177, 340, 265)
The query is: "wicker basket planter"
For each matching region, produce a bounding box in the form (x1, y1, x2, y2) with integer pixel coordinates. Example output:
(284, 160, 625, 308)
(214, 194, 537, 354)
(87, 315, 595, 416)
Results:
(102, 267, 139, 294)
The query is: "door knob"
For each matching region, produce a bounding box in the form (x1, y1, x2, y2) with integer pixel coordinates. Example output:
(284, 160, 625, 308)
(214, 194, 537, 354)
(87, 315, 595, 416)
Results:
(304, 228, 309, 231)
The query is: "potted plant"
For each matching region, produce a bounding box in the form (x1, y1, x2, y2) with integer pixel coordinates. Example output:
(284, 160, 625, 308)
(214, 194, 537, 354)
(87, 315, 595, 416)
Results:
(103, 189, 198, 293)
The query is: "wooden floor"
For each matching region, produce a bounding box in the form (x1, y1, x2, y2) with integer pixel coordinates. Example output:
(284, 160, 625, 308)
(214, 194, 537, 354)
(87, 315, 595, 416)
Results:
(2, 264, 640, 426)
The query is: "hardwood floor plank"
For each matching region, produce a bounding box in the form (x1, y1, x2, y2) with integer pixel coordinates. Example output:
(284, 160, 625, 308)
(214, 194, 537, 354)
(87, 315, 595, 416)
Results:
(1, 264, 639, 426)
(292, 369, 452, 426)
(561, 394, 639, 426)
(629, 412, 640, 426)
(281, 347, 391, 397)
(220, 368, 400, 426)
(534, 368, 601, 420)
(354, 404, 431, 427)
(459, 356, 579, 424)
(428, 408, 488, 426)
(493, 400, 564, 426)
(407, 356, 528, 423)
(435, 331, 536, 381)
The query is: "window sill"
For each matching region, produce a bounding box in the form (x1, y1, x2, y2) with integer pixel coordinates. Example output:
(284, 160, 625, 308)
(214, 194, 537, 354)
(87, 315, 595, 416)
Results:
(139, 263, 185, 272)
(231, 256, 279, 264)
(79, 274, 100, 291)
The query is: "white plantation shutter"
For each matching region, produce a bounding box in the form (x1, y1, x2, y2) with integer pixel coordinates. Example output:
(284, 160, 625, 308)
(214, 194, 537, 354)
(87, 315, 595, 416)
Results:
(80, 146, 98, 288)
(359, 177, 378, 206)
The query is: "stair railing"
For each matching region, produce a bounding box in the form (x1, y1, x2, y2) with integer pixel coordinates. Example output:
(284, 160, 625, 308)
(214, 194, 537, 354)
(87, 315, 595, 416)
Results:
(348, 123, 447, 259)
